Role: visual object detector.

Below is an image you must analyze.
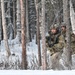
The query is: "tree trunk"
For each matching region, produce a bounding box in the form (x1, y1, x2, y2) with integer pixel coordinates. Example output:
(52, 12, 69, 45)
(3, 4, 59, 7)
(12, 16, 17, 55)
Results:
(34, 0, 41, 67)
(63, 0, 72, 69)
(70, 0, 75, 34)
(16, 0, 21, 43)
(0, 0, 2, 43)
(13, 0, 16, 38)
(1, 0, 11, 57)
(41, 0, 47, 70)
(26, 0, 29, 43)
(7, 0, 13, 40)
(20, 0, 27, 69)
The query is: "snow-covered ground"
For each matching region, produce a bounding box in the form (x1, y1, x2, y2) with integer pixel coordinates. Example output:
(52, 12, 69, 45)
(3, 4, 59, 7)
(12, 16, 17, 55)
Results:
(0, 70, 75, 75)
(0, 39, 75, 70)
(0, 39, 41, 69)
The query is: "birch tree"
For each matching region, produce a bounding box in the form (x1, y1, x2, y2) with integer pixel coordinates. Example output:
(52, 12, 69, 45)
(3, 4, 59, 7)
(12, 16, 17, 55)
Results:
(41, 0, 47, 70)
(70, 0, 75, 34)
(63, 0, 72, 69)
(1, 0, 11, 57)
(7, 0, 13, 40)
(0, 0, 2, 43)
(16, 0, 21, 43)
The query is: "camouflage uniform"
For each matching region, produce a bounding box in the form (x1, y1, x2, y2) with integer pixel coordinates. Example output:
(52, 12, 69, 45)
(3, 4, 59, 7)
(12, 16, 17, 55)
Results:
(71, 33, 75, 54)
(46, 27, 65, 69)
(61, 25, 75, 54)
(46, 29, 65, 56)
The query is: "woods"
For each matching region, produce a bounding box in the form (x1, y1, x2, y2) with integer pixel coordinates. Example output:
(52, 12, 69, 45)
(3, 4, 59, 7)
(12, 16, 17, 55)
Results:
(0, 0, 75, 70)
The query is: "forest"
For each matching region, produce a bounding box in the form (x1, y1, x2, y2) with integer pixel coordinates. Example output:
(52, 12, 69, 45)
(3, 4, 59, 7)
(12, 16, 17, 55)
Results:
(0, 0, 75, 70)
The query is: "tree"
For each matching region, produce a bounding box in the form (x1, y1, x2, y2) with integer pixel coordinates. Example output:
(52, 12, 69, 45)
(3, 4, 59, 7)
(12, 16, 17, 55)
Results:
(20, 0, 27, 69)
(0, 0, 2, 43)
(63, 0, 72, 69)
(7, 0, 13, 40)
(41, 0, 47, 70)
(1, 0, 11, 57)
(70, 0, 75, 34)
(13, 0, 16, 38)
(26, 0, 29, 43)
(34, 0, 42, 67)
(16, 0, 21, 43)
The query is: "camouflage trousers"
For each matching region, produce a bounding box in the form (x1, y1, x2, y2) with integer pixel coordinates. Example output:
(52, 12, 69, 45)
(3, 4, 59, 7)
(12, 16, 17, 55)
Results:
(50, 52, 66, 70)
(47, 46, 63, 56)
(47, 47, 64, 70)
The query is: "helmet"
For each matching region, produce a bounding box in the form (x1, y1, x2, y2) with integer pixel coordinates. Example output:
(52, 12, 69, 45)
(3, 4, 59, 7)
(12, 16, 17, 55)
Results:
(50, 26, 57, 30)
(50, 24, 58, 30)
(61, 22, 66, 28)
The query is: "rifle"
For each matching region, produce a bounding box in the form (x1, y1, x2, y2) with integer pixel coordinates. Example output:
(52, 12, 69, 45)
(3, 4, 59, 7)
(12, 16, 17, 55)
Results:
(46, 33, 60, 47)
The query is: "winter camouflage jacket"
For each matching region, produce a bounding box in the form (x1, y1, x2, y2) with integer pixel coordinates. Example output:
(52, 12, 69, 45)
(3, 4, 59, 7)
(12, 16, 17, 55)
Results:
(61, 31, 75, 54)
(46, 32, 65, 55)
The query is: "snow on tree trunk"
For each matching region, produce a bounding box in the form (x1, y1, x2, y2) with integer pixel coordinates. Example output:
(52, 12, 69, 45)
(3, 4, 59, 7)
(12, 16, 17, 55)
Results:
(63, 0, 72, 70)
(41, 0, 47, 70)
(1, 0, 11, 57)
(70, 0, 75, 34)
(20, 0, 27, 69)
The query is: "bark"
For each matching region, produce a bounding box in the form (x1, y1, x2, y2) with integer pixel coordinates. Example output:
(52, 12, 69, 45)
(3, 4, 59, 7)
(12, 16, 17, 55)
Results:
(26, 0, 29, 43)
(7, 0, 11, 24)
(41, 0, 47, 70)
(1, 0, 11, 57)
(34, 0, 41, 66)
(70, 0, 75, 34)
(7, 0, 13, 40)
(0, 0, 2, 42)
(63, 0, 72, 69)
(13, 0, 16, 38)
(20, 0, 27, 69)
(56, 0, 62, 25)
(16, 0, 21, 43)
(63, 0, 70, 22)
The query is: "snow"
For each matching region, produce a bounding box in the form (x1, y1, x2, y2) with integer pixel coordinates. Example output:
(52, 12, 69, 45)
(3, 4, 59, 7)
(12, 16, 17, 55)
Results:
(0, 70, 75, 75)
(0, 39, 75, 75)
(0, 39, 40, 69)
(0, 38, 75, 70)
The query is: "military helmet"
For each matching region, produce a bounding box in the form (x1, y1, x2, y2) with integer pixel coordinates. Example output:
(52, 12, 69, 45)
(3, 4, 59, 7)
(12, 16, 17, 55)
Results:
(48, 25, 56, 34)
(50, 24, 58, 30)
(61, 22, 66, 28)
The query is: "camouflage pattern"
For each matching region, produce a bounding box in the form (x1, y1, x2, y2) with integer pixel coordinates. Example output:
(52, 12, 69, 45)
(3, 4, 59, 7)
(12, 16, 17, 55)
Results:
(46, 25, 66, 69)
(61, 26, 75, 54)
(71, 33, 75, 54)
(46, 31, 65, 56)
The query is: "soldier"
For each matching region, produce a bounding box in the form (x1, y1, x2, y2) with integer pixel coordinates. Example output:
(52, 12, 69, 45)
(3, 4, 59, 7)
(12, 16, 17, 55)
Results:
(61, 23, 75, 54)
(71, 33, 75, 54)
(46, 26, 65, 69)
(46, 26, 64, 55)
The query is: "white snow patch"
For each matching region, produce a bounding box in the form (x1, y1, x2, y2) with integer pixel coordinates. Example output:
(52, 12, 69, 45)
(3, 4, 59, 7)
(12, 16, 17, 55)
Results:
(0, 70, 75, 75)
